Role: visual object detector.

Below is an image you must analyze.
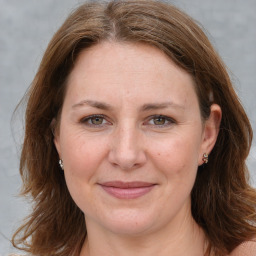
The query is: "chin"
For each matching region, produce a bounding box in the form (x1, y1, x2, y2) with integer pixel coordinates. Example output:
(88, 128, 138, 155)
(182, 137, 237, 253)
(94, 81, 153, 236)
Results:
(94, 208, 161, 236)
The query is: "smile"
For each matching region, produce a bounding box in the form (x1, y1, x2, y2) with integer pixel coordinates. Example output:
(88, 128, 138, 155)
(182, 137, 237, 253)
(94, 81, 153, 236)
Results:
(99, 181, 156, 199)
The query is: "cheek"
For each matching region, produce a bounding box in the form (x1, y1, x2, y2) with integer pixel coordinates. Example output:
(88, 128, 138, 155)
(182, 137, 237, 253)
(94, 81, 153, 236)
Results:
(151, 134, 200, 181)
(61, 131, 105, 172)
(146, 136, 200, 220)
(59, 131, 109, 194)
(60, 132, 109, 212)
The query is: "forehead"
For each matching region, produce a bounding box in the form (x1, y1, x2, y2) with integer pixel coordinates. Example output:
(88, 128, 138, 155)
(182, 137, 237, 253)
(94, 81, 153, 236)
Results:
(68, 41, 192, 82)
(64, 41, 198, 110)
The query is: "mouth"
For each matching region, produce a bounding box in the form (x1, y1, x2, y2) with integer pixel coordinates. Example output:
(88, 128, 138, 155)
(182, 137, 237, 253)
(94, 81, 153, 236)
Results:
(99, 181, 156, 199)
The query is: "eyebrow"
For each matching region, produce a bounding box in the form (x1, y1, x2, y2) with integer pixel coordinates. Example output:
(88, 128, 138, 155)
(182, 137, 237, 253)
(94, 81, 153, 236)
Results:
(72, 100, 113, 110)
(140, 102, 184, 111)
(72, 100, 184, 111)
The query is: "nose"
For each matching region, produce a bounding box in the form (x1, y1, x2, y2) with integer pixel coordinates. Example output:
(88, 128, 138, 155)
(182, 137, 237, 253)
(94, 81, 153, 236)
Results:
(108, 124, 147, 171)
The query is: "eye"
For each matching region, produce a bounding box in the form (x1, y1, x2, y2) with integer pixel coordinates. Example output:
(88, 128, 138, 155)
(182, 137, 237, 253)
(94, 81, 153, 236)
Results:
(152, 116, 167, 125)
(146, 115, 175, 127)
(80, 114, 110, 127)
(90, 116, 104, 125)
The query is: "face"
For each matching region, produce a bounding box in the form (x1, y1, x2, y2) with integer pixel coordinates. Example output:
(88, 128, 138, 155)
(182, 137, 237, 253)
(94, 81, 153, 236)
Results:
(54, 41, 218, 236)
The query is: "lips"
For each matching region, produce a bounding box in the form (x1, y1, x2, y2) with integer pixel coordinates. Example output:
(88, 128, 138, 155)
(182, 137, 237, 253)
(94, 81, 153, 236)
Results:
(99, 181, 156, 199)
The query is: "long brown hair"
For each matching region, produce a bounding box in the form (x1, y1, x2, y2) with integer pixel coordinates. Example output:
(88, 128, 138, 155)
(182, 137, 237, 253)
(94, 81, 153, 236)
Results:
(12, 1, 256, 255)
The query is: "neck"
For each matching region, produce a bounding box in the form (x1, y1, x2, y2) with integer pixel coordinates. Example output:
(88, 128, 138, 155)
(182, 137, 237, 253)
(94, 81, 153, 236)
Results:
(80, 208, 207, 256)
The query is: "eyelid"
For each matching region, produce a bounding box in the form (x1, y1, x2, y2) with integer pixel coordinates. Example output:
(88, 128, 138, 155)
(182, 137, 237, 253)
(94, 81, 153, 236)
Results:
(80, 114, 112, 127)
(79, 114, 175, 128)
(144, 115, 176, 127)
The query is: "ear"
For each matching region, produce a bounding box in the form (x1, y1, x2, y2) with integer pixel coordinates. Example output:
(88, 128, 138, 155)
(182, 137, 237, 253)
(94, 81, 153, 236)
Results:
(51, 118, 61, 157)
(198, 104, 222, 165)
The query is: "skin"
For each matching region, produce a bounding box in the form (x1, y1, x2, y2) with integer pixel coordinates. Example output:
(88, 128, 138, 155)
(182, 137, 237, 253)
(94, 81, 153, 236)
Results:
(54, 41, 222, 256)
(230, 241, 256, 256)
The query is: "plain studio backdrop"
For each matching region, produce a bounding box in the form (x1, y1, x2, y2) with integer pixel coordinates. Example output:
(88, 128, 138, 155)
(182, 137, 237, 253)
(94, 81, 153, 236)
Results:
(0, 0, 255, 254)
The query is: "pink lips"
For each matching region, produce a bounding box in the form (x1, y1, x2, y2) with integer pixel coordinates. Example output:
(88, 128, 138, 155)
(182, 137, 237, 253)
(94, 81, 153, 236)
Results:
(100, 181, 155, 199)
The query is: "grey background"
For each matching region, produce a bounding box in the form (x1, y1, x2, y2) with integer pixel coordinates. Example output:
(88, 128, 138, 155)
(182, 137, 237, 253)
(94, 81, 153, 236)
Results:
(0, 0, 256, 254)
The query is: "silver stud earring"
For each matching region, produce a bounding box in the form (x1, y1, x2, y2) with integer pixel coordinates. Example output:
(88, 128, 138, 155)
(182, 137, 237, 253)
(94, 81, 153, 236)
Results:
(202, 153, 209, 164)
(59, 159, 64, 170)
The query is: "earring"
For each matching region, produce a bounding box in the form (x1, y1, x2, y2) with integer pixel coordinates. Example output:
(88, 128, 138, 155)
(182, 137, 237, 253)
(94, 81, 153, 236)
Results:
(59, 159, 64, 170)
(202, 153, 209, 164)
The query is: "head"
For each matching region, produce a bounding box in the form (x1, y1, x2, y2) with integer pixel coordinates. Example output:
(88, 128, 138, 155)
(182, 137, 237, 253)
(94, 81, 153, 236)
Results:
(13, 1, 254, 255)
(53, 40, 221, 241)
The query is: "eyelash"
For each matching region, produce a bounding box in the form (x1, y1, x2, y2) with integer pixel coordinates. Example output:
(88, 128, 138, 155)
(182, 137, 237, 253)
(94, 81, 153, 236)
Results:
(80, 114, 176, 128)
(80, 114, 110, 127)
(145, 115, 176, 128)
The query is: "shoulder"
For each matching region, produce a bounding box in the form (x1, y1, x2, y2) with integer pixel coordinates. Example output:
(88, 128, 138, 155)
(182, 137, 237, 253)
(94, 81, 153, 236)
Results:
(229, 240, 256, 256)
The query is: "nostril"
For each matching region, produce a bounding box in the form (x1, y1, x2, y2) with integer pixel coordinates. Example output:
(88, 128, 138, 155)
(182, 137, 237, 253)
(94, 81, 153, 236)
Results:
(108, 147, 147, 171)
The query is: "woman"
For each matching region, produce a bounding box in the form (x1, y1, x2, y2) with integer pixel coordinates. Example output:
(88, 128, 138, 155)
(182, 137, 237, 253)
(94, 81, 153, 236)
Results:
(12, 0, 256, 255)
